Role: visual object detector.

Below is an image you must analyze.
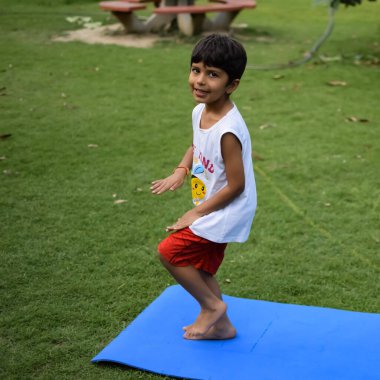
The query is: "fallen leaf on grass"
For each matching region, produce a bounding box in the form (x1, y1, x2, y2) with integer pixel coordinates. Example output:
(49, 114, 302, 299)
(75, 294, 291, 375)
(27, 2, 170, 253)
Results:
(0, 156, 6, 160)
(292, 84, 301, 91)
(114, 199, 127, 204)
(0, 133, 11, 140)
(233, 23, 249, 29)
(319, 54, 342, 63)
(66, 16, 80, 23)
(83, 22, 102, 29)
(66, 16, 92, 24)
(345, 116, 369, 123)
(259, 123, 276, 130)
(353, 54, 380, 66)
(327, 80, 347, 87)
(65, 16, 103, 29)
(225, 278, 231, 284)
(62, 102, 78, 110)
(272, 74, 284, 80)
(88, 144, 98, 148)
(252, 151, 264, 161)
(254, 36, 275, 43)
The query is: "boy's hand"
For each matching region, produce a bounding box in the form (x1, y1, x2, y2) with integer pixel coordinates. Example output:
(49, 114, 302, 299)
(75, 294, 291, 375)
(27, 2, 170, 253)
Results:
(166, 208, 202, 232)
(151, 171, 186, 195)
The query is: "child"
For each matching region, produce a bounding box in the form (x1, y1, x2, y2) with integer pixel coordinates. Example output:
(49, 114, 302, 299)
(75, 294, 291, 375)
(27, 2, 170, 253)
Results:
(151, 34, 257, 340)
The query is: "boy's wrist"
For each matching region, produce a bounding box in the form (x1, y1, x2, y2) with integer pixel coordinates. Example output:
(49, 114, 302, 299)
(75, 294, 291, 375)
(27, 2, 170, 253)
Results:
(173, 166, 190, 176)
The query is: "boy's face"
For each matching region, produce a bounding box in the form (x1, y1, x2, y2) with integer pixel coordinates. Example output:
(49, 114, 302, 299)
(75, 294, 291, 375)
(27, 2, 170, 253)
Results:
(188, 62, 239, 106)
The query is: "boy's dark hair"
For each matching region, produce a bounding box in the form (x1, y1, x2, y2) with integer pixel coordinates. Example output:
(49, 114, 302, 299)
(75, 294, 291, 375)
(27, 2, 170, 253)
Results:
(190, 34, 247, 84)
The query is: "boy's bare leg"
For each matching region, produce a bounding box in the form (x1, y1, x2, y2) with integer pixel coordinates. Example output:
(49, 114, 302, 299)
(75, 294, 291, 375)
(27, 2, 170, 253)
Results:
(159, 254, 226, 339)
(183, 270, 236, 340)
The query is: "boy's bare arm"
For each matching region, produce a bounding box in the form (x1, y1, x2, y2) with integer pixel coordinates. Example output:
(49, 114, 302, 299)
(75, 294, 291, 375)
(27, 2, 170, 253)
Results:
(167, 133, 245, 231)
(151, 145, 193, 195)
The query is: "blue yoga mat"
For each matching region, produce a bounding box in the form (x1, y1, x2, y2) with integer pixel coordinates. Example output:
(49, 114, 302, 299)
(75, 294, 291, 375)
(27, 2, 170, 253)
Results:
(92, 285, 380, 380)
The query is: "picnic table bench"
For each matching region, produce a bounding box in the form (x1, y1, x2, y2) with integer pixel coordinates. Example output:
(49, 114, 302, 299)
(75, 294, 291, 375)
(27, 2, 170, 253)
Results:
(99, 0, 256, 36)
(154, 1, 255, 36)
(99, 1, 148, 33)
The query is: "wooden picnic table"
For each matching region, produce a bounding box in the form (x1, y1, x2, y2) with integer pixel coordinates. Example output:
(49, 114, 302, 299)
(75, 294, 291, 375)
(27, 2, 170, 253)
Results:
(99, 0, 256, 36)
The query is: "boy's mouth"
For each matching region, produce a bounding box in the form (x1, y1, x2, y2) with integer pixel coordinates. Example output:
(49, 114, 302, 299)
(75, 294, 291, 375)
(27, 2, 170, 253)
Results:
(194, 88, 208, 96)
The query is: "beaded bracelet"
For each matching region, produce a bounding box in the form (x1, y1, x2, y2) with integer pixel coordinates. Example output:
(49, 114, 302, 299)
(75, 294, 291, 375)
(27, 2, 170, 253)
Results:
(173, 166, 190, 176)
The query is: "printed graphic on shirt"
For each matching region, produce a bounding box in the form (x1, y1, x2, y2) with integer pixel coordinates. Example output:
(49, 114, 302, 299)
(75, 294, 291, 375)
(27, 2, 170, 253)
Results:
(192, 176, 206, 206)
(192, 147, 216, 205)
(193, 163, 204, 175)
(198, 151, 214, 174)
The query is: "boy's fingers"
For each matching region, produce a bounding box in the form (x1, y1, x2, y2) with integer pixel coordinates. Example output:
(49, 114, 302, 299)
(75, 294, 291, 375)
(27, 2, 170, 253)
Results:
(152, 181, 179, 194)
(150, 181, 161, 190)
(151, 175, 183, 194)
(151, 181, 170, 194)
(166, 221, 180, 231)
(151, 179, 164, 186)
(166, 221, 186, 232)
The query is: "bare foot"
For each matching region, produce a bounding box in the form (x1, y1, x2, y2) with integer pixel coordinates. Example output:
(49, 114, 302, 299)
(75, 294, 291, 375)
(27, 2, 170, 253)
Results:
(200, 322, 236, 340)
(183, 300, 227, 339)
(185, 316, 236, 340)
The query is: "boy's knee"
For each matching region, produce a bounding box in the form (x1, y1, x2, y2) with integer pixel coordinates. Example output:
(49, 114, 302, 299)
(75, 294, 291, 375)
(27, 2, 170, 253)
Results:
(157, 250, 167, 264)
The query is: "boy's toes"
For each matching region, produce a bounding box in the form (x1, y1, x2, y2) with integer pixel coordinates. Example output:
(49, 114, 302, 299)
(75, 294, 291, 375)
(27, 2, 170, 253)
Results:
(183, 327, 205, 340)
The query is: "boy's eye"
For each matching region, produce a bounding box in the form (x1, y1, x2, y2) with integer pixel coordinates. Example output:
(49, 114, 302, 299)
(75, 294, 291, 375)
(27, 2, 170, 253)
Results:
(191, 67, 200, 74)
(208, 71, 218, 78)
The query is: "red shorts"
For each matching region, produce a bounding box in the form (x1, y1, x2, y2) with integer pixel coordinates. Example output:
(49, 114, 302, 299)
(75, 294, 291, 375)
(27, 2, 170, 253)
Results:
(158, 227, 227, 275)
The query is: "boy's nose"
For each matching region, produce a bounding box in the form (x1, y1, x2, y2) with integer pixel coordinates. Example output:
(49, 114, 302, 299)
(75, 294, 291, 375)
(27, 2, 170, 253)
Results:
(196, 73, 206, 85)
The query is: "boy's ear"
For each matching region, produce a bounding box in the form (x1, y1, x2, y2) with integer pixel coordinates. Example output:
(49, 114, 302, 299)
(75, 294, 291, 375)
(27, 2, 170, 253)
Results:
(226, 79, 240, 95)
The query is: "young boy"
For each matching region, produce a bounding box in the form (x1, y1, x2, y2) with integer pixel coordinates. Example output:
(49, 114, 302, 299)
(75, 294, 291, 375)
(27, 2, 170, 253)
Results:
(151, 34, 257, 340)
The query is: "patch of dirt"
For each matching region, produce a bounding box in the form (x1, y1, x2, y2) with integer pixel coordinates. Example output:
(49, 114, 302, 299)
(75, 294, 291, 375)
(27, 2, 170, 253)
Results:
(53, 24, 164, 48)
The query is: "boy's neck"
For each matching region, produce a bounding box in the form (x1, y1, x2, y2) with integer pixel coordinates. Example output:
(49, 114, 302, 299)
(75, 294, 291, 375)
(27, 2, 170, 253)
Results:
(205, 96, 233, 114)
(201, 99, 234, 130)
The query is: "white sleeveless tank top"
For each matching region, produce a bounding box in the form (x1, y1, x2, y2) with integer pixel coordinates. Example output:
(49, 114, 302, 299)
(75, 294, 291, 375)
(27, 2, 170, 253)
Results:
(189, 103, 257, 243)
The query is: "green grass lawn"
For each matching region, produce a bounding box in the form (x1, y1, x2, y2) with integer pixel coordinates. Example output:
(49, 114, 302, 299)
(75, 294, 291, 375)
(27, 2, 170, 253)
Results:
(1, 0, 379, 378)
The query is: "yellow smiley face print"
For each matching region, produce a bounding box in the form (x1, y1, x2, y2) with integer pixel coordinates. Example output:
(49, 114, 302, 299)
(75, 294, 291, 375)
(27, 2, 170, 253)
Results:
(192, 177, 206, 205)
